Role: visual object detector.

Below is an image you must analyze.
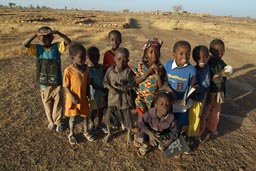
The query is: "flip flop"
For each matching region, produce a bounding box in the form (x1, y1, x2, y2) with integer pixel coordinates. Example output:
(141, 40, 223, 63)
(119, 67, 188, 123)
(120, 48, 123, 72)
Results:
(68, 134, 77, 145)
(83, 132, 95, 142)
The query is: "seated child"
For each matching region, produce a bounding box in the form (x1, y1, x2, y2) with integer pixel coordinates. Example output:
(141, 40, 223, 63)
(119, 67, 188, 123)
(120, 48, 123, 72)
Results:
(103, 47, 136, 144)
(137, 91, 179, 156)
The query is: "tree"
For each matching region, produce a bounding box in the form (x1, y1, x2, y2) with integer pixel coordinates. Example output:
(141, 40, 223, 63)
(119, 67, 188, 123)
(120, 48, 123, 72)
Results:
(172, 5, 183, 20)
(8, 2, 16, 8)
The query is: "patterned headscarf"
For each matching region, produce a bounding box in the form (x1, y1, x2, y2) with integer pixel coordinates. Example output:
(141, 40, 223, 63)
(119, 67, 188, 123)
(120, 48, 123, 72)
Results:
(142, 38, 163, 53)
(142, 38, 163, 64)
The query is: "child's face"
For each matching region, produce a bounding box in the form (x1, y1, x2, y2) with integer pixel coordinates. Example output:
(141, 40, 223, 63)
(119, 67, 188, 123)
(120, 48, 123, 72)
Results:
(114, 53, 129, 70)
(145, 46, 160, 65)
(38, 34, 54, 46)
(155, 97, 171, 118)
(173, 45, 190, 67)
(198, 49, 209, 68)
(109, 33, 122, 50)
(73, 51, 86, 66)
(211, 44, 225, 59)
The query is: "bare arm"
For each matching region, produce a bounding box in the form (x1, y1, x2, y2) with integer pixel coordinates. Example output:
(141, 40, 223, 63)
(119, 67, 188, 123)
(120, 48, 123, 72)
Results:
(64, 87, 79, 104)
(52, 30, 71, 46)
(22, 34, 37, 48)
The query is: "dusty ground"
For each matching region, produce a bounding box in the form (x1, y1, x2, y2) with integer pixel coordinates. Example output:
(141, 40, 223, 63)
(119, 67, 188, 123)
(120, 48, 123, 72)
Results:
(0, 8, 256, 171)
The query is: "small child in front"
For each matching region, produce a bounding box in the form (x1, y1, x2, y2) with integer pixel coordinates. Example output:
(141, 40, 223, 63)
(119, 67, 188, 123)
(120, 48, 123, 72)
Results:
(136, 91, 179, 156)
(63, 43, 95, 145)
(22, 26, 71, 132)
(199, 39, 233, 136)
(103, 30, 122, 71)
(103, 47, 136, 144)
(188, 45, 210, 143)
(87, 46, 108, 133)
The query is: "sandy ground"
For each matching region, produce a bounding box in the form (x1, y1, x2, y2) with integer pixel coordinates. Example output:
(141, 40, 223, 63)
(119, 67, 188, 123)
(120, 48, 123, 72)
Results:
(0, 8, 256, 171)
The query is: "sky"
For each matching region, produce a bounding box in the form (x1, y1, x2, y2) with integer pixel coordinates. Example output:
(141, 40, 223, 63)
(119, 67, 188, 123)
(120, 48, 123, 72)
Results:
(1, 0, 255, 18)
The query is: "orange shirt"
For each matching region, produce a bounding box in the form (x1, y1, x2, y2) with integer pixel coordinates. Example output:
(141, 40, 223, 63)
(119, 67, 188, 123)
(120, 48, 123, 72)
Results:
(63, 64, 90, 117)
(103, 49, 115, 71)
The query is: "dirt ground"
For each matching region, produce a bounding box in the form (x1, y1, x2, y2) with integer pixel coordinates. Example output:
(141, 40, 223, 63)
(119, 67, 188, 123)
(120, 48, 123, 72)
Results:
(0, 8, 256, 171)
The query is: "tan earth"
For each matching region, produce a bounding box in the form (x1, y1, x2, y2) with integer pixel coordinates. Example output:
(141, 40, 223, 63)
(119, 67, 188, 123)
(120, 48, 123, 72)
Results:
(0, 8, 255, 171)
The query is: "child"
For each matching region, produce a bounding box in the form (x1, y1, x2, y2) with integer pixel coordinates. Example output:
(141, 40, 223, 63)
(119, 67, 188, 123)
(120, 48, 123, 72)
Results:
(22, 26, 71, 132)
(63, 43, 95, 145)
(103, 30, 122, 71)
(188, 45, 210, 143)
(103, 47, 136, 144)
(136, 91, 179, 156)
(87, 46, 108, 133)
(133, 38, 166, 146)
(133, 38, 165, 116)
(199, 39, 233, 136)
(164, 40, 197, 134)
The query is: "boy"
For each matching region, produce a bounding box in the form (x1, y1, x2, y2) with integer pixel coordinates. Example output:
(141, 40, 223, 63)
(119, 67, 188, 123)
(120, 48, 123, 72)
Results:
(63, 43, 95, 145)
(200, 39, 232, 136)
(22, 26, 71, 132)
(103, 47, 136, 144)
(87, 46, 108, 133)
(103, 30, 122, 71)
(137, 91, 179, 156)
(164, 40, 198, 134)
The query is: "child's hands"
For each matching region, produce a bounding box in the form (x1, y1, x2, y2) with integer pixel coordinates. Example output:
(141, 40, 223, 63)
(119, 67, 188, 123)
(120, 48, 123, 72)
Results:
(37, 29, 51, 36)
(148, 132, 160, 146)
(71, 95, 79, 104)
(51, 30, 59, 34)
(148, 64, 158, 74)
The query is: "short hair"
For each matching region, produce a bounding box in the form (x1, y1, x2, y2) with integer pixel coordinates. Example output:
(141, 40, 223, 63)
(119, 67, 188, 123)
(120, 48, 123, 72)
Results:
(192, 45, 209, 63)
(209, 39, 225, 54)
(87, 46, 100, 59)
(154, 91, 175, 104)
(115, 47, 129, 58)
(108, 30, 122, 39)
(38, 26, 52, 32)
(210, 39, 225, 49)
(173, 40, 191, 52)
(69, 43, 86, 57)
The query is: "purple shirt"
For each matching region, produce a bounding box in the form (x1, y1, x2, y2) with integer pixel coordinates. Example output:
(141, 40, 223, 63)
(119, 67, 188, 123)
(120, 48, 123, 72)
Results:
(138, 108, 178, 134)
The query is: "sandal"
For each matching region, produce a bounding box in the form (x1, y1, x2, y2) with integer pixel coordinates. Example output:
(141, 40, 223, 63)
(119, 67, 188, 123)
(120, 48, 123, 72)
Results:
(83, 132, 95, 142)
(68, 134, 77, 145)
(137, 144, 151, 157)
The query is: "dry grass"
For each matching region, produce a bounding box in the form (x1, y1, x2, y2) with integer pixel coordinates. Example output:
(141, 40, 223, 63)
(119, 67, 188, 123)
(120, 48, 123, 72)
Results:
(0, 8, 256, 171)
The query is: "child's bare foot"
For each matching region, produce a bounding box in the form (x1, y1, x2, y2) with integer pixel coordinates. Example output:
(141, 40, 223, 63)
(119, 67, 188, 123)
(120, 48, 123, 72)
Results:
(104, 134, 112, 143)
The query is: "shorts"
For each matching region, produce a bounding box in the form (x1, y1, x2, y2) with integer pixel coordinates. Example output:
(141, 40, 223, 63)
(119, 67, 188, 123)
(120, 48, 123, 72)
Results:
(90, 96, 107, 110)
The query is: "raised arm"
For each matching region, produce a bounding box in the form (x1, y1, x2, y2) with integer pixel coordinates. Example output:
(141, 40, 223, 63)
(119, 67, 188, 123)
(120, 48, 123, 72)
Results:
(22, 33, 37, 48)
(52, 30, 71, 46)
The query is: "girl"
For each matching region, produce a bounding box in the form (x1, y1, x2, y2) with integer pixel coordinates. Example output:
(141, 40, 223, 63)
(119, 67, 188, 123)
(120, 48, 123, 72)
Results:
(133, 38, 166, 146)
(188, 45, 210, 144)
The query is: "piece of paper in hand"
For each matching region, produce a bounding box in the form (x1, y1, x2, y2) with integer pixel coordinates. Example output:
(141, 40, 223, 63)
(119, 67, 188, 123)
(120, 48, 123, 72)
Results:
(186, 87, 196, 99)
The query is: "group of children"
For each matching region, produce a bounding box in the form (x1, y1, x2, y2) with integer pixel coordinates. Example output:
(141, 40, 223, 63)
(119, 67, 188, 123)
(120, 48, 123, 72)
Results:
(23, 26, 233, 157)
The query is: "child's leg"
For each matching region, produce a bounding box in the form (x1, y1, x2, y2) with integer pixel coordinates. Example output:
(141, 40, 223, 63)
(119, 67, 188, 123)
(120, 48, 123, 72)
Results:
(83, 116, 95, 142)
(69, 116, 76, 136)
(90, 110, 97, 129)
(104, 107, 114, 143)
(52, 86, 64, 131)
(199, 103, 213, 136)
(188, 101, 202, 137)
(97, 108, 104, 128)
(40, 87, 55, 129)
(207, 103, 221, 134)
(104, 124, 112, 143)
(68, 116, 77, 145)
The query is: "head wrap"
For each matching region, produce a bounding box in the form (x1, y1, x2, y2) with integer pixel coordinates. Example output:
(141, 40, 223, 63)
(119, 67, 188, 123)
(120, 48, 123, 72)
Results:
(142, 38, 163, 64)
(142, 38, 163, 52)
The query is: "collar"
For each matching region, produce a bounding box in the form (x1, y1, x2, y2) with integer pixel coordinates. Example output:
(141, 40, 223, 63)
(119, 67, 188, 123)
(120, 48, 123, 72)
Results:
(172, 60, 188, 69)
